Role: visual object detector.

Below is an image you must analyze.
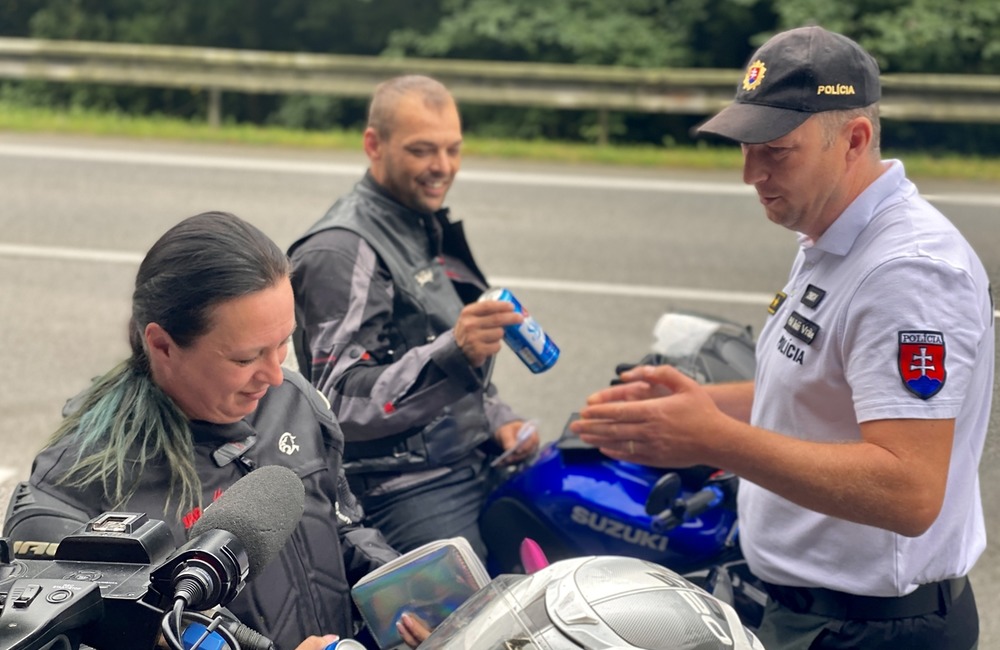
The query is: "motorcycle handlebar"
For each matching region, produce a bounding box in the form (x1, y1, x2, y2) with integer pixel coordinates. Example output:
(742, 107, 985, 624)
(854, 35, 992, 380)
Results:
(649, 484, 727, 534)
(646, 472, 738, 533)
(684, 486, 725, 518)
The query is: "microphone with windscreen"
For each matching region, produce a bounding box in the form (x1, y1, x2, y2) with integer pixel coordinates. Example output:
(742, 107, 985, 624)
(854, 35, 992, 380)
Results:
(0, 466, 306, 650)
(151, 465, 306, 611)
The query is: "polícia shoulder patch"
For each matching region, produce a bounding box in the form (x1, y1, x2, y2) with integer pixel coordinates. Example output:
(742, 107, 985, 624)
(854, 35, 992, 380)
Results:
(898, 331, 946, 399)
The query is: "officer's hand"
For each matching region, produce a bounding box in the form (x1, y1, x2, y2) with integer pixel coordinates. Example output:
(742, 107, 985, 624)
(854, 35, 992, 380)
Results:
(570, 366, 721, 468)
(454, 301, 522, 367)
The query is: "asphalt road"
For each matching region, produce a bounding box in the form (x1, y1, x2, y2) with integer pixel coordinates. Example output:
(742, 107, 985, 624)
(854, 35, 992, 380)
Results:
(1, 133, 998, 643)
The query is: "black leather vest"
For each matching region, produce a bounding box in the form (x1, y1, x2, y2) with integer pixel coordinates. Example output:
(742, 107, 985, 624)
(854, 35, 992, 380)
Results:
(289, 178, 494, 477)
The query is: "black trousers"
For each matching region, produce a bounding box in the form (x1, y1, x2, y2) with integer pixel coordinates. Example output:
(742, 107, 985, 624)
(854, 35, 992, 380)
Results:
(757, 578, 978, 650)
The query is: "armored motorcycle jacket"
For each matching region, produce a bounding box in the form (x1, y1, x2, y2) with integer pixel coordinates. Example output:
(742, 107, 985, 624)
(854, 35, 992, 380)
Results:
(288, 173, 520, 494)
(3, 369, 398, 650)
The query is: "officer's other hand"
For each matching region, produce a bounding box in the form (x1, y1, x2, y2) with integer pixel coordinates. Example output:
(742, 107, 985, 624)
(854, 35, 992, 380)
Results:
(454, 301, 522, 367)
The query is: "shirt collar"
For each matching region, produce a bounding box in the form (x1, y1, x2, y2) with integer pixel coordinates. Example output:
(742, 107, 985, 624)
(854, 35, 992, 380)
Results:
(806, 159, 906, 256)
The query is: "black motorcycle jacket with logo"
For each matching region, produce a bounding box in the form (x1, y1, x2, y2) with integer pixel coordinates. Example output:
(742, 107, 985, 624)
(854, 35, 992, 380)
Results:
(4, 369, 399, 650)
(288, 173, 520, 493)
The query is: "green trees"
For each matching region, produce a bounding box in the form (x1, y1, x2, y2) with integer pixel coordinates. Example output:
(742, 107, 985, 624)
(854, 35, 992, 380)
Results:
(766, 0, 1000, 151)
(2, 0, 999, 150)
(7, 0, 440, 53)
(386, 0, 697, 66)
(381, 0, 773, 142)
(2, 0, 446, 126)
(770, 0, 1000, 74)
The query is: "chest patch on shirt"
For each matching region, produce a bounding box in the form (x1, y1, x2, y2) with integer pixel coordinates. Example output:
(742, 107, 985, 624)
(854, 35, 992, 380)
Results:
(898, 331, 947, 399)
(768, 291, 787, 315)
(801, 284, 827, 309)
(784, 311, 820, 345)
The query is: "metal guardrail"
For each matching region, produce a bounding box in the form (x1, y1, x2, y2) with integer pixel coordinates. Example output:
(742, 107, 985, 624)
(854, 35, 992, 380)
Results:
(1, 36, 999, 142)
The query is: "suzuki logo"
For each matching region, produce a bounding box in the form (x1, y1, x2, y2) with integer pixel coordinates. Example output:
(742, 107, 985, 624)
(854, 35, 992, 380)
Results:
(570, 506, 669, 552)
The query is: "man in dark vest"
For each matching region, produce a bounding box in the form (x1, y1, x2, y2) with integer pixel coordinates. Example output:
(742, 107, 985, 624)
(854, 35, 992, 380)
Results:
(288, 75, 538, 562)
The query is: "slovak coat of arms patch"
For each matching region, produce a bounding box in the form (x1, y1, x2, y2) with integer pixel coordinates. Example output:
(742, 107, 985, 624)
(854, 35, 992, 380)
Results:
(898, 331, 946, 399)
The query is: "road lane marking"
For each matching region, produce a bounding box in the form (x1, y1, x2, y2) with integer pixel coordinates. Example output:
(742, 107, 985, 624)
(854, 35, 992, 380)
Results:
(0, 241, 769, 305)
(3, 142, 1000, 206)
(1, 242, 998, 320)
(0, 243, 143, 264)
(0, 142, 752, 194)
(491, 276, 774, 305)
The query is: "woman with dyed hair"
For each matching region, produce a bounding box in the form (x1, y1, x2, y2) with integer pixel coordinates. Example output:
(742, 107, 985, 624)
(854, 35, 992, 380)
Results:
(4, 211, 427, 649)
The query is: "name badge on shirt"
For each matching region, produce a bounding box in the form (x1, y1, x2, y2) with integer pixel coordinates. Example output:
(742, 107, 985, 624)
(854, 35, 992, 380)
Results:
(784, 311, 820, 345)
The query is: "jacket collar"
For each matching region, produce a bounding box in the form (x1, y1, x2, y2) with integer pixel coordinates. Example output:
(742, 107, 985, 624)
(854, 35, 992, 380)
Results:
(360, 171, 452, 223)
(360, 171, 452, 254)
(189, 417, 256, 444)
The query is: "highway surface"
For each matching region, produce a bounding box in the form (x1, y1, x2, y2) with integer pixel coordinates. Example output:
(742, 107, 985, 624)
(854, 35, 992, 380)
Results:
(1, 133, 997, 643)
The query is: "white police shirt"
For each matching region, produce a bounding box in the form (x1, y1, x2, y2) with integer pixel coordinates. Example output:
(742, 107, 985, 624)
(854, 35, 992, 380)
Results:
(740, 160, 994, 596)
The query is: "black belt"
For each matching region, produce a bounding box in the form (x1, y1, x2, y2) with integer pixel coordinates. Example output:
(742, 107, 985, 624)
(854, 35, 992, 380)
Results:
(762, 576, 967, 621)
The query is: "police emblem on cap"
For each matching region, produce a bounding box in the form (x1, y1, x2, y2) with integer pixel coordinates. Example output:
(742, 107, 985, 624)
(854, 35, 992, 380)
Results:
(743, 60, 766, 91)
(898, 331, 946, 399)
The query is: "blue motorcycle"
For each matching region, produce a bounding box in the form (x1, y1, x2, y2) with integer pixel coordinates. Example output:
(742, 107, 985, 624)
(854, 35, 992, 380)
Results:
(480, 311, 765, 626)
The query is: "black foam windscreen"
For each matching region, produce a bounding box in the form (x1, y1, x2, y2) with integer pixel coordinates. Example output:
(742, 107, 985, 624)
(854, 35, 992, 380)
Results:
(189, 465, 305, 580)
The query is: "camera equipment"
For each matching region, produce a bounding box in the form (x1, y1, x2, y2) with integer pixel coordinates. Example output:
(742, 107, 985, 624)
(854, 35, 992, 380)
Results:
(1, 511, 190, 649)
(0, 466, 305, 650)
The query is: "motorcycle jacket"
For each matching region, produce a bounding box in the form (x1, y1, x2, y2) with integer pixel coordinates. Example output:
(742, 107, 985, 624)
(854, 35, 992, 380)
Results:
(288, 173, 520, 492)
(3, 368, 399, 650)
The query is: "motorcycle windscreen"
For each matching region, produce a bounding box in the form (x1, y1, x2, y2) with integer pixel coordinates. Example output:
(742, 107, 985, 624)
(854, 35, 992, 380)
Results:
(417, 573, 565, 650)
(648, 311, 756, 384)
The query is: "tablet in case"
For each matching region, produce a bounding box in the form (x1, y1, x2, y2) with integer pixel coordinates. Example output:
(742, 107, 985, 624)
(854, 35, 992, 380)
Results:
(351, 536, 490, 649)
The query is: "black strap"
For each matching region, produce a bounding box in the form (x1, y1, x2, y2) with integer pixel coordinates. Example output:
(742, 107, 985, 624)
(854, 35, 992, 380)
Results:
(762, 576, 967, 621)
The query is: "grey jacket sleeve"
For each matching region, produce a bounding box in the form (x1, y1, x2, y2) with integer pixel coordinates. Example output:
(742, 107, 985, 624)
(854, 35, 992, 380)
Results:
(290, 230, 493, 442)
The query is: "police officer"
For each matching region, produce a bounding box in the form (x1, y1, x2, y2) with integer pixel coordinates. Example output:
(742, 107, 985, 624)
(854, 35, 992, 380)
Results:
(571, 26, 990, 649)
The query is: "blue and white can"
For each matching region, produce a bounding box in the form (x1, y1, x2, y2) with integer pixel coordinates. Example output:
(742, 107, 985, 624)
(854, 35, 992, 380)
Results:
(323, 639, 366, 650)
(479, 287, 560, 373)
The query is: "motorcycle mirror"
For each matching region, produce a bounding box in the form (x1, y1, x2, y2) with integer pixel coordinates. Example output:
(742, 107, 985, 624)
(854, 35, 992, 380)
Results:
(645, 472, 683, 516)
(611, 363, 636, 385)
(614, 362, 637, 376)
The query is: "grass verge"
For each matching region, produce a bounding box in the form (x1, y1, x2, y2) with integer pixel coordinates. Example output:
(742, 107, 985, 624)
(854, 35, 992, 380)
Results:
(2, 103, 1000, 182)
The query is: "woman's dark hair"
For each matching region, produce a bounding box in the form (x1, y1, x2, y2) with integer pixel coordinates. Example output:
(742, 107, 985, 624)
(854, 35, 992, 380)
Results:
(51, 211, 291, 514)
(129, 210, 292, 358)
